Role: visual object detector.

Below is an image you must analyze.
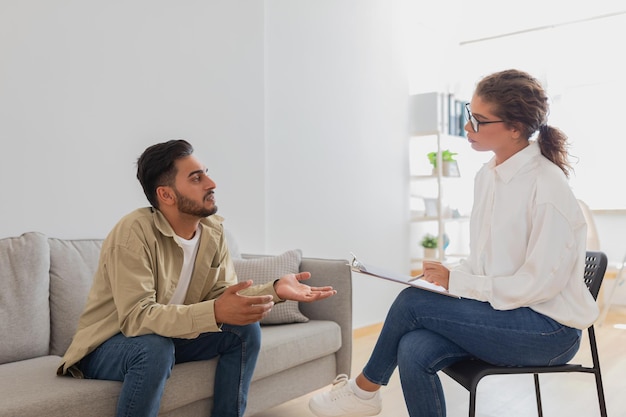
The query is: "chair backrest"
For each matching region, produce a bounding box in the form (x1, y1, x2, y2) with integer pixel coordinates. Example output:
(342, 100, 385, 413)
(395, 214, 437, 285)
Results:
(584, 251, 607, 300)
(578, 200, 601, 251)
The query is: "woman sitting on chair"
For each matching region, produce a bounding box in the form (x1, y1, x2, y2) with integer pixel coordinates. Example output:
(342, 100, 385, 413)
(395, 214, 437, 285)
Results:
(309, 69, 600, 417)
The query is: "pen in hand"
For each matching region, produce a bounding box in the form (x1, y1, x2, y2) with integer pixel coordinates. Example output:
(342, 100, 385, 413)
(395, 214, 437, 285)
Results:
(408, 274, 424, 282)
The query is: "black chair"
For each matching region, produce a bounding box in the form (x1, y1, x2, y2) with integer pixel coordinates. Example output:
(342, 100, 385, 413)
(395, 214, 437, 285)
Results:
(442, 251, 608, 417)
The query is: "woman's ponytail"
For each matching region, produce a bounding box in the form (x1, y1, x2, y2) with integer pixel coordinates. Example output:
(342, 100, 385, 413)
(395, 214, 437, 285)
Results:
(537, 124, 572, 178)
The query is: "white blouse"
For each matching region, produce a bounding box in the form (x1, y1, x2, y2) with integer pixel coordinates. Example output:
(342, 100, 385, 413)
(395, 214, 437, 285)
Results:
(449, 141, 599, 329)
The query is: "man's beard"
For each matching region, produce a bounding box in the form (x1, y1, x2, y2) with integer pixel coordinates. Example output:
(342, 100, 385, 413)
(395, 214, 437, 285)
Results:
(174, 190, 218, 218)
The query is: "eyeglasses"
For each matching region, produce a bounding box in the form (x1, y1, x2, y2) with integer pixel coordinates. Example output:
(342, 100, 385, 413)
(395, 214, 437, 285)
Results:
(465, 103, 505, 133)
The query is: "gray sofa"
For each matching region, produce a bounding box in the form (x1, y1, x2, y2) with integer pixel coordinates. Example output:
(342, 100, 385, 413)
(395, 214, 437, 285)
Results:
(0, 232, 352, 417)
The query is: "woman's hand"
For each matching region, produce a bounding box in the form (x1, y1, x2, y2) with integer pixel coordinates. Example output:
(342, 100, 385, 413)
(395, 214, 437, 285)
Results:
(422, 261, 450, 290)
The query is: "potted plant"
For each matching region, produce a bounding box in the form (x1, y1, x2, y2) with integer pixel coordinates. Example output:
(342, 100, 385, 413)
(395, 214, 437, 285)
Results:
(427, 149, 459, 177)
(420, 233, 438, 260)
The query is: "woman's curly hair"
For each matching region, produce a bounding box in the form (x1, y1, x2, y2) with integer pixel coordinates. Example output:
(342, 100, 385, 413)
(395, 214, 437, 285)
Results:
(475, 69, 572, 177)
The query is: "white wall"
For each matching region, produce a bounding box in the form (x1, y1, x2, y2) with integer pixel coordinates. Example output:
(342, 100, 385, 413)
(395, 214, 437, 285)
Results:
(1, 0, 416, 329)
(264, 0, 411, 328)
(6, 1, 619, 329)
(0, 1, 267, 249)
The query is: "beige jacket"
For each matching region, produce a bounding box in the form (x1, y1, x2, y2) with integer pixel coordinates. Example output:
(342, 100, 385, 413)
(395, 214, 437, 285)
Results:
(58, 208, 280, 376)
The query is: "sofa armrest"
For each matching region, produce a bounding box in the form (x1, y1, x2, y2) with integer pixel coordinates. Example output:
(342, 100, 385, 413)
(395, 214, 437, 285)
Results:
(240, 254, 353, 377)
(298, 257, 352, 377)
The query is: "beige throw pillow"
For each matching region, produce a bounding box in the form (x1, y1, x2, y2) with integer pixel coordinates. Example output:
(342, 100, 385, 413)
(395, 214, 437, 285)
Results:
(233, 249, 309, 324)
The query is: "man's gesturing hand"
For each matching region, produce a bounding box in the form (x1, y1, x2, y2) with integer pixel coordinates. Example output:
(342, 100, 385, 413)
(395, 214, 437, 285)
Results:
(274, 272, 336, 302)
(214, 280, 274, 326)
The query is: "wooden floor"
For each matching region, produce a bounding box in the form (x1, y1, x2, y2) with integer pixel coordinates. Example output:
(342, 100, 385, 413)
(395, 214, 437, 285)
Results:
(253, 307, 626, 417)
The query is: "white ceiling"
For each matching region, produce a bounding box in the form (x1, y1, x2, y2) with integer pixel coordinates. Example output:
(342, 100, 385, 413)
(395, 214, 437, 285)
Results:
(407, 0, 626, 43)
(459, 0, 626, 43)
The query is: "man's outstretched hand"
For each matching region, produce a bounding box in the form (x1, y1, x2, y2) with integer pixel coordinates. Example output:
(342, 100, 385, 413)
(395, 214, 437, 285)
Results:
(274, 272, 336, 302)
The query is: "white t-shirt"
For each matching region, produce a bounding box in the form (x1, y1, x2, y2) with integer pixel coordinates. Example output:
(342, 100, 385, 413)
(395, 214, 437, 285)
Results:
(169, 227, 201, 305)
(449, 141, 599, 329)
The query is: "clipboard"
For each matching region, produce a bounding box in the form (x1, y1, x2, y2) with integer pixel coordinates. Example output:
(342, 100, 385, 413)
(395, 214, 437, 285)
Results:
(349, 253, 460, 298)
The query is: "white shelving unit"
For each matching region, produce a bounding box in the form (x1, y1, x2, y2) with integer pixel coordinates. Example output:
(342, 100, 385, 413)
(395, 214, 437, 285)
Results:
(409, 92, 470, 270)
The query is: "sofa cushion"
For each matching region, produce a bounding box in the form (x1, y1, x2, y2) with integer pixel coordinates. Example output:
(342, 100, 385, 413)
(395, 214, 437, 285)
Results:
(1, 319, 341, 417)
(0, 232, 50, 364)
(48, 238, 104, 356)
(234, 249, 309, 324)
(162, 320, 341, 412)
(0, 356, 218, 417)
(253, 320, 342, 380)
(0, 356, 119, 417)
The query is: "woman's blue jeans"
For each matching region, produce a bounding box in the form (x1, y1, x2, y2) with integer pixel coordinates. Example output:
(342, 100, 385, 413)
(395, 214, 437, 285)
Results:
(362, 287, 582, 417)
(79, 323, 261, 417)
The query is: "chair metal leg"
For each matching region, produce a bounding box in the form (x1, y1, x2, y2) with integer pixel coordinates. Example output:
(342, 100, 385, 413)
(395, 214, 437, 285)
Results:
(469, 387, 477, 417)
(589, 326, 608, 417)
(464, 371, 606, 417)
(595, 370, 608, 417)
(533, 374, 544, 417)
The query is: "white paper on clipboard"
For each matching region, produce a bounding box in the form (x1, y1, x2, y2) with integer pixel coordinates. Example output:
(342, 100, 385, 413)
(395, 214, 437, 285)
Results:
(349, 253, 460, 298)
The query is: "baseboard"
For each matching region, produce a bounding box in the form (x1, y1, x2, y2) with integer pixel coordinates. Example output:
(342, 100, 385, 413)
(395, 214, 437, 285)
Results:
(353, 322, 383, 339)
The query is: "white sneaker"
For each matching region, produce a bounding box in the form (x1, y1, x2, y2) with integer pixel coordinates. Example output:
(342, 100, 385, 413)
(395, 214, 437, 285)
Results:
(309, 374, 382, 417)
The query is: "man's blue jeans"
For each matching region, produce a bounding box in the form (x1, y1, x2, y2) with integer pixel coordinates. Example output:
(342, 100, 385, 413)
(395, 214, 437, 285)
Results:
(362, 287, 582, 417)
(79, 323, 261, 417)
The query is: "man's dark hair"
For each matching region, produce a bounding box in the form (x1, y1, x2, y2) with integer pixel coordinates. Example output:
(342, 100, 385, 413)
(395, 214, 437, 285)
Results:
(136, 139, 194, 208)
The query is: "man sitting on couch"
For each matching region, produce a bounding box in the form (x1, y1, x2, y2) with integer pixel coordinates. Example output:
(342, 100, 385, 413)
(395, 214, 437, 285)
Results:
(57, 139, 336, 417)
